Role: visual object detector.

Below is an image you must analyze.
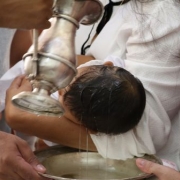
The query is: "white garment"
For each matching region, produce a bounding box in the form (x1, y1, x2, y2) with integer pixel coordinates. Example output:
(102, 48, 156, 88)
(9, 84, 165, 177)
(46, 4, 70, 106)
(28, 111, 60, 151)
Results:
(0, 30, 36, 150)
(80, 56, 169, 161)
(0, 60, 60, 149)
(1, 0, 180, 167)
(0, 28, 16, 77)
(0, 61, 24, 112)
(0, 28, 15, 134)
(85, 0, 180, 169)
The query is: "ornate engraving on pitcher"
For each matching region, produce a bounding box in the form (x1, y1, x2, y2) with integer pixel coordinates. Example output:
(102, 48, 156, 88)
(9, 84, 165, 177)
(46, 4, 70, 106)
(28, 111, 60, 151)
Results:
(12, 0, 103, 116)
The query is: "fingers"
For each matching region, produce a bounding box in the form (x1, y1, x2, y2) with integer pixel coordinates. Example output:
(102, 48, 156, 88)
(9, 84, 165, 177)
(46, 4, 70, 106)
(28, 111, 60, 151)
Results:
(17, 140, 46, 173)
(21, 77, 32, 91)
(0, 132, 47, 180)
(15, 157, 46, 180)
(0, 172, 24, 180)
(31, 0, 53, 29)
(10, 138, 47, 180)
(136, 158, 160, 174)
(8, 75, 32, 92)
(5, 75, 32, 111)
(9, 75, 25, 89)
(0, 0, 53, 30)
(6, 75, 25, 102)
(136, 158, 180, 180)
(41, 21, 51, 29)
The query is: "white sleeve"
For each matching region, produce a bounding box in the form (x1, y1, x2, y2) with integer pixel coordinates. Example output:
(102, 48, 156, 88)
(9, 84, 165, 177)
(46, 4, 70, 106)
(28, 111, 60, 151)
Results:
(87, 0, 174, 160)
(0, 60, 24, 112)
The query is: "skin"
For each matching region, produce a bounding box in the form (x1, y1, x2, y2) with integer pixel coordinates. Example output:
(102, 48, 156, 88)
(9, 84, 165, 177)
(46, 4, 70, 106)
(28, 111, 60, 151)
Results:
(5, 61, 113, 151)
(76, 55, 94, 65)
(0, 0, 53, 29)
(2, 1, 179, 178)
(136, 158, 180, 180)
(0, 26, 49, 180)
(4, 29, 95, 150)
(4, 73, 180, 180)
(0, 30, 47, 180)
(0, 131, 48, 180)
(5, 74, 97, 151)
(5, 60, 180, 180)
(4, 50, 180, 180)
(10, 30, 94, 68)
(10, 30, 32, 67)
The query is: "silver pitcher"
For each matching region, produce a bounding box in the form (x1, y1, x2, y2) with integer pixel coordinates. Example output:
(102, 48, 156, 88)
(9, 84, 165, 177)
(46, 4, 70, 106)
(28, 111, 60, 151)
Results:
(12, 0, 103, 116)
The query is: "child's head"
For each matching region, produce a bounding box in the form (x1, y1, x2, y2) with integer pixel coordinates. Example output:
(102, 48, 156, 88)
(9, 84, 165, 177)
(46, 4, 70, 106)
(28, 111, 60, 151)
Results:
(61, 64, 146, 135)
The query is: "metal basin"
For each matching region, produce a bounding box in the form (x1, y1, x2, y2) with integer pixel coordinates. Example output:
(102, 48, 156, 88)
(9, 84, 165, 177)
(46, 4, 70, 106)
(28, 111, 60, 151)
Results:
(35, 145, 161, 180)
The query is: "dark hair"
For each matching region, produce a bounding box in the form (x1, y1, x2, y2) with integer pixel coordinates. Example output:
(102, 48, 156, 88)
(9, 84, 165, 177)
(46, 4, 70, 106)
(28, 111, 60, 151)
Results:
(63, 65, 146, 135)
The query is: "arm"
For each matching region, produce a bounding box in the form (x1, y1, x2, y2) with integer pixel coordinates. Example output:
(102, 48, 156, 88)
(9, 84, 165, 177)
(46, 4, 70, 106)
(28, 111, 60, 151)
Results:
(10, 29, 46, 67)
(0, 0, 53, 29)
(0, 131, 47, 180)
(10, 31, 93, 68)
(76, 55, 94, 66)
(136, 158, 180, 180)
(10, 30, 32, 67)
(5, 76, 97, 151)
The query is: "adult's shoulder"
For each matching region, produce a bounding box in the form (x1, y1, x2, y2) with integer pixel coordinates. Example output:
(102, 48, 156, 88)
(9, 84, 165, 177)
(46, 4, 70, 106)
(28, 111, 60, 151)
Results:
(130, 0, 180, 23)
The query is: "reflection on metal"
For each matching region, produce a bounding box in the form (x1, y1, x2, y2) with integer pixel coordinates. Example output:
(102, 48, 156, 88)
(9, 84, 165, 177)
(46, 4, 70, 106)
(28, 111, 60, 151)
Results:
(35, 145, 162, 180)
(12, 0, 103, 116)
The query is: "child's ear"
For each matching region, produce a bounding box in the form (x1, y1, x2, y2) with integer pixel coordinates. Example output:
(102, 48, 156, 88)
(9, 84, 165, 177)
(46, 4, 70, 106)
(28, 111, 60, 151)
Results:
(103, 61, 114, 66)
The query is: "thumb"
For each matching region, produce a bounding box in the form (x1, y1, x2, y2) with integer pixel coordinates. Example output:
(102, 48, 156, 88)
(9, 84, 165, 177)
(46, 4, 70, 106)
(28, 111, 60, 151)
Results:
(136, 158, 180, 180)
(18, 140, 46, 173)
(9, 75, 25, 89)
(136, 158, 161, 174)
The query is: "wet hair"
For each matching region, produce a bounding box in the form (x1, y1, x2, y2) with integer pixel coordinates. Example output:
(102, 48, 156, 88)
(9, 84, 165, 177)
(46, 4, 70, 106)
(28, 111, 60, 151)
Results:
(63, 65, 146, 135)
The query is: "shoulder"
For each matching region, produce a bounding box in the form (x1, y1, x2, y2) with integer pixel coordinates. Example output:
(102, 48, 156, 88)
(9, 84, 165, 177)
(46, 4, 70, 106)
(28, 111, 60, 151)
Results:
(133, 0, 180, 23)
(127, 0, 180, 48)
